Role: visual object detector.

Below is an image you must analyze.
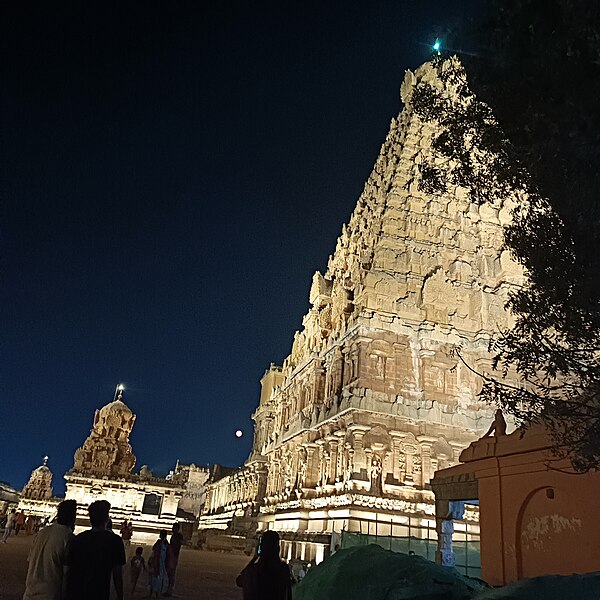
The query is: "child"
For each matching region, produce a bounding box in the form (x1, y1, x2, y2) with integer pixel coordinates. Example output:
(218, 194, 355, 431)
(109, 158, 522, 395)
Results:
(130, 546, 146, 597)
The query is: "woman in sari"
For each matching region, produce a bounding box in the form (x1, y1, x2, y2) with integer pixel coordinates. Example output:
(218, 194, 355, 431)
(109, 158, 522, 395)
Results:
(150, 530, 170, 598)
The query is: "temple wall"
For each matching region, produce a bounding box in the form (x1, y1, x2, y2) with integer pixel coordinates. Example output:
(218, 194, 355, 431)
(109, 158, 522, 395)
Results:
(17, 497, 61, 519)
(202, 462, 267, 527)
(65, 474, 183, 544)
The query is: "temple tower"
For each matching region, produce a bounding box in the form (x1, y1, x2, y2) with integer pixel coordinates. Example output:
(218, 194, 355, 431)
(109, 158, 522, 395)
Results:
(22, 456, 53, 501)
(70, 387, 136, 478)
(201, 57, 524, 563)
(65, 386, 184, 542)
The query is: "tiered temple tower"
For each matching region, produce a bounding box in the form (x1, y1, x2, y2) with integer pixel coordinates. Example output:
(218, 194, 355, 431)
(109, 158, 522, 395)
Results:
(17, 456, 61, 519)
(65, 387, 185, 542)
(71, 388, 137, 478)
(22, 456, 53, 501)
(201, 57, 524, 562)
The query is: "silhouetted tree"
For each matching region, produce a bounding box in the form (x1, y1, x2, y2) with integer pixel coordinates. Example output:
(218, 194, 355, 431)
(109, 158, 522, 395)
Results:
(415, 1, 600, 470)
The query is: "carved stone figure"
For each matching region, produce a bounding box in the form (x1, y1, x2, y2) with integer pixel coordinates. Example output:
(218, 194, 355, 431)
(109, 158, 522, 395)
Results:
(297, 448, 308, 488)
(375, 355, 385, 378)
(139, 465, 152, 480)
(370, 455, 383, 496)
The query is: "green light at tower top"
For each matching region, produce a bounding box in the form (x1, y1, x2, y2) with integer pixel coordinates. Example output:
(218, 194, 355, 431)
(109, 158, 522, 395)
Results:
(433, 39, 441, 53)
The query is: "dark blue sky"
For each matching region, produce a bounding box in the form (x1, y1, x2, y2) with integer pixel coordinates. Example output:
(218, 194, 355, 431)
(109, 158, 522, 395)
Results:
(1, 1, 476, 494)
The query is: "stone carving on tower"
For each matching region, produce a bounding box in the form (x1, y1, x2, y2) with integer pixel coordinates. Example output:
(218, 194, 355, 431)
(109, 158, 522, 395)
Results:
(71, 388, 136, 478)
(22, 456, 53, 500)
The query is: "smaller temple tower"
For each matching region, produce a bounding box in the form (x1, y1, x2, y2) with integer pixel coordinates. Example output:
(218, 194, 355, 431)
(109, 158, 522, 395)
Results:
(18, 456, 61, 519)
(22, 456, 53, 501)
(71, 386, 136, 478)
(64, 385, 186, 543)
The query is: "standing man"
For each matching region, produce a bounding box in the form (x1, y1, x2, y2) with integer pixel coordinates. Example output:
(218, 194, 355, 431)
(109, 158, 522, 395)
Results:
(15, 511, 26, 535)
(65, 500, 125, 600)
(23, 499, 77, 600)
(2, 509, 16, 543)
(165, 523, 183, 597)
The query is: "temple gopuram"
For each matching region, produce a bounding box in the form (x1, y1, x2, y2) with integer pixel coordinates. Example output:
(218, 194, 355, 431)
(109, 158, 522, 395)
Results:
(199, 57, 524, 563)
(17, 457, 61, 520)
(64, 388, 186, 542)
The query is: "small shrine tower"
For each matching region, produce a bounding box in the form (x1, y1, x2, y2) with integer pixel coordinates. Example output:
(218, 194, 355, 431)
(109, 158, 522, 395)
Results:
(64, 385, 184, 543)
(22, 456, 53, 501)
(70, 385, 136, 478)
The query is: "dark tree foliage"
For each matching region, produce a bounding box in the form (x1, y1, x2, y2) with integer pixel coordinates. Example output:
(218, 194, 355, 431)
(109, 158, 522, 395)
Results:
(416, 1, 600, 470)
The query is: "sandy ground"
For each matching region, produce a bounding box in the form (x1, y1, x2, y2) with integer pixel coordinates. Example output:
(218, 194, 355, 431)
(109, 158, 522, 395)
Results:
(0, 533, 249, 600)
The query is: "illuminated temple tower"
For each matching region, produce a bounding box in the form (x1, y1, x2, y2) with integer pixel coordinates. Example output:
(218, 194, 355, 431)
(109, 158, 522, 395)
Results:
(65, 387, 184, 542)
(201, 58, 524, 561)
(22, 456, 53, 501)
(17, 456, 61, 519)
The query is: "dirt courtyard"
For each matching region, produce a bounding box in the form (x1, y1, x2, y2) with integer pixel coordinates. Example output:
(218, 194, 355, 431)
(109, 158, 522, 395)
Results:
(0, 533, 249, 600)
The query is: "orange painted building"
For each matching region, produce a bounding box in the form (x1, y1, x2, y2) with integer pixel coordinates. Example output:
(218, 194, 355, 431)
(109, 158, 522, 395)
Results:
(431, 424, 600, 586)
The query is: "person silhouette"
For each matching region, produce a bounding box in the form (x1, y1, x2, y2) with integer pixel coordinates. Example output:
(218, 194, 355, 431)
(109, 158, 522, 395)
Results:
(23, 500, 76, 600)
(483, 409, 507, 438)
(236, 530, 292, 600)
(150, 530, 170, 598)
(165, 522, 183, 596)
(65, 500, 125, 600)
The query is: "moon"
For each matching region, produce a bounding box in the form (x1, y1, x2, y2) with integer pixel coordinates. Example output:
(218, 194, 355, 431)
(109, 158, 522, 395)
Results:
(235, 429, 243, 438)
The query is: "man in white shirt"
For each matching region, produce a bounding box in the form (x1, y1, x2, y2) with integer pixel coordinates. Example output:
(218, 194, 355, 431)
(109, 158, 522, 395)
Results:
(23, 500, 77, 600)
(2, 509, 16, 543)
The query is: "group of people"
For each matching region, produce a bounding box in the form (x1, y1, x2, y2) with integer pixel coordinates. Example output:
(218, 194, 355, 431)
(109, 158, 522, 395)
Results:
(119, 523, 183, 598)
(147, 523, 184, 597)
(2, 509, 46, 542)
(16, 499, 184, 600)
(9, 500, 306, 600)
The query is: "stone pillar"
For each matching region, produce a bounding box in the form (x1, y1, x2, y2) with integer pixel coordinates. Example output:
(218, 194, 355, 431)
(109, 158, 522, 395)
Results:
(315, 440, 327, 488)
(404, 453, 414, 485)
(311, 364, 325, 405)
(334, 431, 345, 482)
(349, 425, 370, 474)
(270, 460, 280, 496)
(420, 443, 433, 485)
(326, 437, 337, 484)
(305, 445, 319, 488)
(323, 449, 332, 486)
(345, 444, 354, 489)
(435, 499, 450, 565)
(435, 500, 465, 566)
(450, 443, 462, 465)
(389, 431, 404, 482)
(342, 346, 351, 386)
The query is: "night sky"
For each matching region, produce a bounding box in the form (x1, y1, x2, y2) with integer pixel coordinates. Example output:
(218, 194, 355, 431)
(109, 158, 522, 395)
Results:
(2, 1, 477, 494)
